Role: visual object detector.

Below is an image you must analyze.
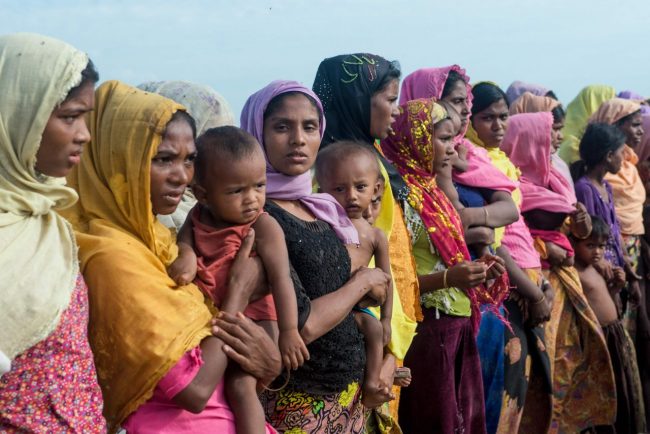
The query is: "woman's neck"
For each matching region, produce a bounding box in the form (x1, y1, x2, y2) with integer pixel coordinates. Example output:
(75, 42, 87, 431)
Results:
(586, 164, 608, 184)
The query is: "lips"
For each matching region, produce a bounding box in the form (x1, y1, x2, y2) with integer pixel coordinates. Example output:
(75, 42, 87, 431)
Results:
(162, 190, 184, 205)
(68, 148, 83, 165)
(287, 151, 308, 163)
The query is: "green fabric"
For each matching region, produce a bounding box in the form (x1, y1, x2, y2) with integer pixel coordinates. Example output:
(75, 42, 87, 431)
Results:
(407, 206, 471, 317)
(558, 85, 616, 164)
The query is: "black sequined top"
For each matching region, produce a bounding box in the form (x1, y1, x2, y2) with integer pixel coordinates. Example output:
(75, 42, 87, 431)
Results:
(265, 201, 365, 395)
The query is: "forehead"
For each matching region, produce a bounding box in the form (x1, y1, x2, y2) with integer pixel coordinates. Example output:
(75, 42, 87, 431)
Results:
(481, 99, 509, 114)
(444, 80, 467, 99)
(57, 81, 95, 109)
(210, 150, 266, 182)
(266, 93, 319, 120)
(331, 152, 379, 178)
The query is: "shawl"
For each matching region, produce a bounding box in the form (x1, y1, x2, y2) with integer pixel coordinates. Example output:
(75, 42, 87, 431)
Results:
(63, 81, 213, 430)
(505, 80, 550, 104)
(501, 113, 576, 214)
(590, 98, 646, 235)
(381, 98, 509, 332)
(136, 80, 236, 231)
(558, 85, 616, 163)
(617, 90, 650, 115)
(0, 33, 87, 364)
(137, 80, 235, 135)
(240, 79, 358, 245)
(399, 65, 517, 193)
(637, 113, 650, 167)
(509, 92, 560, 115)
(312, 53, 408, 198)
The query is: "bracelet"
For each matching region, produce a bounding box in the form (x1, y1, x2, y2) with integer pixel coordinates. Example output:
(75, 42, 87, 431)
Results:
(532, 294, 546, 306)
(483, 207, 489, 226)
(443, 269, 448, 288)
(263, 367, 291, 392)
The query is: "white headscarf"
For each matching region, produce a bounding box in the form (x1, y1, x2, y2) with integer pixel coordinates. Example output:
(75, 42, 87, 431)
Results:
(0, 33, 88, 363)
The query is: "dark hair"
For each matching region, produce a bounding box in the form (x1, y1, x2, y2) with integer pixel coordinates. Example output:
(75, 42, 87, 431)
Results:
(441, 70, 466, 99)
(65, 59, 99, 100)
(470, 82, 509, 116)
(194, 125, 259, 184)
(314, 140, 380, 185)
(551, 105, 566, 124)
(589, 215, 610, 241)
(168, 110, 197, 139)
(615, 109, 642, 128)
(570, 122, 626, 180)
(375, 61, 401, 94)
(263, 91, 322, 122)
(545, 90, 559, 101)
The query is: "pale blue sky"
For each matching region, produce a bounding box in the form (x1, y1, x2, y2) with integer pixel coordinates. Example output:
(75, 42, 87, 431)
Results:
(2, 0, 648, 116)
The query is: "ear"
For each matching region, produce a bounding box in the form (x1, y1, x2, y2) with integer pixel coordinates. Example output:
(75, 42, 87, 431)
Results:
(373, 180, 381, 197)
(192, 183, 208, 205)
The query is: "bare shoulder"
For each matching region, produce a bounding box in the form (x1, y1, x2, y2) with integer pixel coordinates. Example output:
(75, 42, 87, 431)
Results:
(252, 213, 285, 243)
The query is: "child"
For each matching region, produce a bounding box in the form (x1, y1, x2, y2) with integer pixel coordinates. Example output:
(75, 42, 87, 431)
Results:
(314, 140, 394, 408)
(572, 216, 646, 434)
(170, 126, 308, 434)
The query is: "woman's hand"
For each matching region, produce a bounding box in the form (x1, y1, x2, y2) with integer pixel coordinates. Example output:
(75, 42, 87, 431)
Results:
(447, 261, 487, 289)
(212, 312, 282, 385)
(351, 267, 390, 307)
(569, 203, 592, 239)
(544, 241, 569, 267)
(227, 229, 268, 303)
(476, 254, 506, 280)
(528, 279, 552, 326)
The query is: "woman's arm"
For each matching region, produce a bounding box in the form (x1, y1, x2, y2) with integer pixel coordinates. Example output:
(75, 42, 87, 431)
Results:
(460, 191, 519, 228)
(373, 228, 393, 346)
(418, 261, 487, 294)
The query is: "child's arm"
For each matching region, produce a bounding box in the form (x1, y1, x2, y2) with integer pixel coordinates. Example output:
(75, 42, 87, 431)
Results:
(372, 227, 393, 347)
(168, 211, 198, 286)
(437, 168, 464, 212)
(253, 214, 309, 370)
(452, 143, 469, 173)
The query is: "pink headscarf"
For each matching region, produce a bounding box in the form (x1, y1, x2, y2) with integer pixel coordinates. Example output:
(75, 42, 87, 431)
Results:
(501, 113, 576, 214)
(399, 65, 516, 193)
(240, 80, 359, 245)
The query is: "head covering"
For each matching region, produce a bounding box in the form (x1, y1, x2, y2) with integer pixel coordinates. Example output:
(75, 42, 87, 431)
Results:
(636, 113, 650, 164)
(0, 33, 88, 364)
(240, 79, 359, 245)
(589, 97, 641, 125)
(400, 66, 517, 193)
(558, 85, 616, 163)
(64, 81, 212, 429)
(501, 113, 576, 214)
(509, 91, 561, 115)
(505, 80, 550, 104)
(381, 98, 509, 333)
(137, 80, 235, 135)
(312, 53, 408, 198)
(618, 90, 650, 114)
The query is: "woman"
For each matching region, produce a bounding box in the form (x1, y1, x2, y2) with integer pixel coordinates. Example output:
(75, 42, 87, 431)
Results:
(381, 98, 506, 434)
(559, 84, 616, 164)
(312, 53, 420, 425)
(505, 80, 553, 104)
(0, 33, 106, 432)
(137, 80, 236, 231)
(240, 80, 391, 433)
(64, 80, 280, 433)
(464, 82, 555, 433)
(503, 112, 617, 433)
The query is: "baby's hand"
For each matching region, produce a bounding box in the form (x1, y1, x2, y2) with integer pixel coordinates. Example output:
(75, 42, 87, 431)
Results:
(381, 318, 392, 347)
(279, 328, 310, 371)
(168, 246, 197, 286)
(610, 266, 626, 293)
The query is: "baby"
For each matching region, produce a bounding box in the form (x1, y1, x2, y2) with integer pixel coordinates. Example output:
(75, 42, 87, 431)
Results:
(170, 126, 307, 434)
(314, 140, 394, 408)
(572, 216, 644, 432)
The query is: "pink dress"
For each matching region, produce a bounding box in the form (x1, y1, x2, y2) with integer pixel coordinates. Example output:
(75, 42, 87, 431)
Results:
(0, 274, 106, 433)
(123, 347, 276, 433)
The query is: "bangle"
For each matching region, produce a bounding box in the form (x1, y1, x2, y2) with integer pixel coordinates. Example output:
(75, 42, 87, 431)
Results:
(483, 207, 489, 226)
(532, 294, 546, 306)
(443, 269, 449, 288)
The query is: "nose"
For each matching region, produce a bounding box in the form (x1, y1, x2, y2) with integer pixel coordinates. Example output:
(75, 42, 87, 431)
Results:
(345, 187, 358, 203)
(391, 103, 400, 119)
(171, 161, 191, 186)
(461, 100, 469, 116)
(75, 118, 91, 144)
(291, 126, 307, 147)
(557, 130, 564, 143)
(446, 143, 456, 156)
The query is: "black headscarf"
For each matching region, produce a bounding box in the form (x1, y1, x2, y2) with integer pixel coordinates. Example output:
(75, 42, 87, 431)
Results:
(313, 53, 408, 199)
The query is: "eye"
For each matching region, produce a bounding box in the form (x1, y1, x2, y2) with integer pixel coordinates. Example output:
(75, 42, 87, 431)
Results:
(256, 182, 266, 189)
(228, 188, 243, 195)
(152, 156, 173, 166)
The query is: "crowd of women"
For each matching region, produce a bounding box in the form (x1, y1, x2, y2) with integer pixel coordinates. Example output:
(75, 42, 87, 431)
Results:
(1, 32, 650, 434)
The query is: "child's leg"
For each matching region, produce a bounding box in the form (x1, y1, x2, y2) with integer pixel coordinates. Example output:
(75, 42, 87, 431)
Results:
(225, 363, 266, 434)
(354, 310, 392, 408)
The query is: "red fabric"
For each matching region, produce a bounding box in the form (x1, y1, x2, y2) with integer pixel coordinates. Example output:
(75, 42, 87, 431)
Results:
(381, 98, 510, 333)
(192, 207, 276, 321)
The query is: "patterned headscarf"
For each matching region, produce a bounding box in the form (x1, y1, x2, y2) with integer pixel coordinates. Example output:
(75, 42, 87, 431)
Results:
(381, 98, 509, 332)
(312, 53, 408, 198)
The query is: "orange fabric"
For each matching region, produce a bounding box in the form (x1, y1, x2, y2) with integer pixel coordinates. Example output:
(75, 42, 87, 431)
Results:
(604, 146, 646, 235)
(509, 92, 560, 115)
(192, 208, 276, 321)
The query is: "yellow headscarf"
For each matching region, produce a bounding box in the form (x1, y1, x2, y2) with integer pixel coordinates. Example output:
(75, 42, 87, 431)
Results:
(0, 33, 87, 362)
(558, 84, 616, 163)
(63, 80, 212, 431)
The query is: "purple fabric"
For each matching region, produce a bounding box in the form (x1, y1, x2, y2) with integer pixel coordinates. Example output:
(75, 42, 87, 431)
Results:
(617, 90, 650, 114)
(240, 80, 359, 245)
(574, 176, 626, 267)
(506, 80, 550, 105)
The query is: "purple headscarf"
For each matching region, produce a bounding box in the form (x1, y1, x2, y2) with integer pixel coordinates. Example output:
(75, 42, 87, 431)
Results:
(505, 80, 550, 105)
(240, 80, 359, 245)
(618, 90, 650, 114)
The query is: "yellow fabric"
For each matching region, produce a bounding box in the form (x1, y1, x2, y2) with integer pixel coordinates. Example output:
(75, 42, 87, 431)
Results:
(605, 146, 646, 235)
(63, 81, 212, 431)
(0, 33, 88, 361)
(558, 85, 616, 164)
